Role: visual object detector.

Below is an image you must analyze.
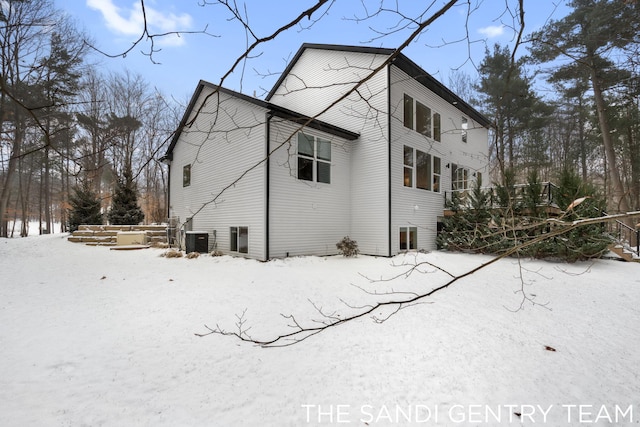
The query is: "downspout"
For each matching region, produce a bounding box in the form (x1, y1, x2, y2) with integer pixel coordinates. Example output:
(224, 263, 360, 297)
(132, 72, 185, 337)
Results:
(166, 163, 171, 219)
(160, 154, 171, 220)
(265, 111, 274, 260)
(387, 62, 393, 257)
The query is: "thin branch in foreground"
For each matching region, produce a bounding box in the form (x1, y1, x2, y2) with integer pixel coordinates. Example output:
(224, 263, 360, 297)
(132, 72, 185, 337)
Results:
(196, 211, 640, 347)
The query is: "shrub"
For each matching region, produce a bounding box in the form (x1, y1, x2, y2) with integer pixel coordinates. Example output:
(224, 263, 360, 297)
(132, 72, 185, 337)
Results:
(162, 249, 183, 258)
(336, 236, 360, 257)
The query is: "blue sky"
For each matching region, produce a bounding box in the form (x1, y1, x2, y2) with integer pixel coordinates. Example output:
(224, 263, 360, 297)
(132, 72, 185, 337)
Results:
(60, 1, 571, 102)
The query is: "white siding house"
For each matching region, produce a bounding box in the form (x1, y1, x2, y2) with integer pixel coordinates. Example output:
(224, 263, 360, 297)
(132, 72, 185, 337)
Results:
(163, 44, 490, 260)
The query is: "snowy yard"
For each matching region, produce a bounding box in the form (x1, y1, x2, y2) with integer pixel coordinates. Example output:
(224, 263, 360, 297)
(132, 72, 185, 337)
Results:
(1, 234, 639, 426)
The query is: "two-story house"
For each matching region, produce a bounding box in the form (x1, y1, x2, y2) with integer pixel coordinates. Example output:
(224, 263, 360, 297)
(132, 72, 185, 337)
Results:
(162, 43, 490, 260)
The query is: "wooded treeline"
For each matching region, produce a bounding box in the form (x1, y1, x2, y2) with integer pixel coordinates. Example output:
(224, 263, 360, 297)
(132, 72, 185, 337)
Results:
(0, 0, 177, 237)
(472, 0, 640, 217)
(1, 0, 638, 238)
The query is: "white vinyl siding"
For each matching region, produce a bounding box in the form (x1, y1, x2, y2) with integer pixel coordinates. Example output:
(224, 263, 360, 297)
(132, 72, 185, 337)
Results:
(269, 48, 390, 256)
(168, 87, 267, 259)
(389, 65, 488, 254)
(268, 119, 351, 257)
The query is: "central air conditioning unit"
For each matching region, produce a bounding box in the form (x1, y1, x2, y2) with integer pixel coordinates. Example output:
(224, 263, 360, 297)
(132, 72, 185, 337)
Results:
(185, 231, 209, 253)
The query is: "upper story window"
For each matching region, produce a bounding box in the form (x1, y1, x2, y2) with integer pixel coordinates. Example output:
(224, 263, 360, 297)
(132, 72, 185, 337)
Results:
(403, 94, 441, 142)
(461, 116, 468, 143)
(416, 149, 431, 190)
(298, 132, 331, 184)
(403, 145, 440, 193)
(403, 145, 413, 187)
(433, 113, 441, 142)
(403, 94, 414, 129)
(416, 101, 431, 138)
(183, 164, 191, 187)
(433, 156, 441, 192)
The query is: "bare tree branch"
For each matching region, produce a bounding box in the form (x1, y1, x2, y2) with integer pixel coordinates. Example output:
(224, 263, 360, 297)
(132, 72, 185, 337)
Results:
(196, 211, 640, 347)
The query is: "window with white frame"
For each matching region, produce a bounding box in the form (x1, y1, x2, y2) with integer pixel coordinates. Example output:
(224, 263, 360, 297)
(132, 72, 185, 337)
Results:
(416, 101, 431, 138)
(433, 156, 441, 192)
(403, 94, 441, 142)
(461, 116, 468, 143)
(183, 164, 191, 187)
(298, 133, 331, 184)
(451, 164, 469, 191)
(403, 145, 440, 193)
(433, 112, 441, 142)
(403, 94, 414, 129)
(403, 145, 413, 187)
(416, 150, 431, 190)
(399, 227, 417, 251)
(230, 226, 248, 254)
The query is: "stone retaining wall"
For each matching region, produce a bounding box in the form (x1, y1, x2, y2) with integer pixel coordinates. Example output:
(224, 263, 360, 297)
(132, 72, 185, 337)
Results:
(67, 225, 168, 246)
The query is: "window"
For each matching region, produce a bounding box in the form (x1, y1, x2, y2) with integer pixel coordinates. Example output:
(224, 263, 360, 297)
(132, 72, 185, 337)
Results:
(403, 145, 440, 193)
(399, 227, 418, 251)
(183, 164, 191, 187)
(403, 145, 413, 187)
(433, 156, 441, 193)
(451, 164, 469, 191)
(416, 101, 431, 138)
(433, 112, 441, 142)
(403, 94, 440, 142)
(298, 133, 331, 184)
(230, 226, 248, 254)
(403, 94, 414, 129)
(416, 150, 431, 190)
(461, 116, 468, 143)
(476, 171, 483, 186)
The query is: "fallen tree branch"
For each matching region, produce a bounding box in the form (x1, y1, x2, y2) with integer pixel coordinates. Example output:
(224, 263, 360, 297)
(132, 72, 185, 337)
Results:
(196, 211, 640, 347)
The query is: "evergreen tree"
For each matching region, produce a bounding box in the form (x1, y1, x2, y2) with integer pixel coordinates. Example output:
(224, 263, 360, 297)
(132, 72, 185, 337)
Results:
(528, 0, 639, 214)
(107, 170, 145, 225)
(475, 44, 551, 178)
(68, 182, 103, 232)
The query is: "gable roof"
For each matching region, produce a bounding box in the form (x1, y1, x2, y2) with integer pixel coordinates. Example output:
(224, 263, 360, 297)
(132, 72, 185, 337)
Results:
(266, 43, 491, 128)
(162, 80, 359, 161)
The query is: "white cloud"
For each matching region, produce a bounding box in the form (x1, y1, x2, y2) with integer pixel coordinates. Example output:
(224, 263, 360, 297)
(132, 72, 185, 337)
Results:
(86, 0, 193, 46)
(478, 25, 505, 38)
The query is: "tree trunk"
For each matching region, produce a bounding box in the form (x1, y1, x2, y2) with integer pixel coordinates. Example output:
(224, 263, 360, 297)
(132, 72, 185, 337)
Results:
(0, 123, 23, 238)
(578, 97, 587, 182)
(590, 67, 630, 214)
(43, 145, 51, 234)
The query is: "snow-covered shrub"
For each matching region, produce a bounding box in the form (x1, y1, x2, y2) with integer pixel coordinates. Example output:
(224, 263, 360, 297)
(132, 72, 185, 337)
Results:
(336, 236, 359, 257)
(162, 249, 183, 258)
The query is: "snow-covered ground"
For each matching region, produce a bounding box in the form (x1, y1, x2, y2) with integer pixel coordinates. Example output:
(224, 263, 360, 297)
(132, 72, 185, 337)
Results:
(1, 234, 639, 426)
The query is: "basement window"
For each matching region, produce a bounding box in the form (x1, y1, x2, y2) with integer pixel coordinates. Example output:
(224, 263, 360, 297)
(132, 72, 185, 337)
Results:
(399, 227, 418, 251)
(230, 226, 248, 254)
